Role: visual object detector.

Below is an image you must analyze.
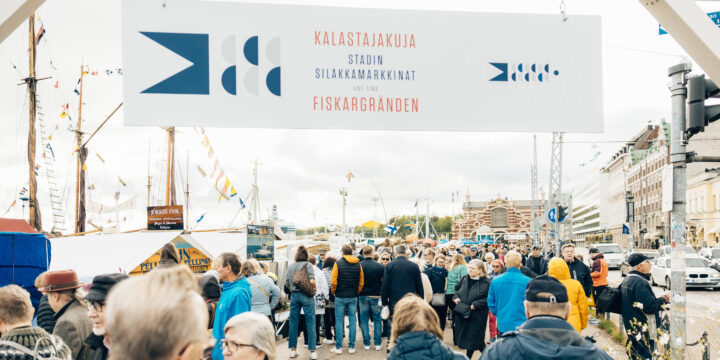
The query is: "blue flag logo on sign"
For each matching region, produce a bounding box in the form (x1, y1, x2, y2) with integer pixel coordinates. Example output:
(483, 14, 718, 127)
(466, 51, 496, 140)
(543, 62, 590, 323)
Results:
(140, 32, 209, 95)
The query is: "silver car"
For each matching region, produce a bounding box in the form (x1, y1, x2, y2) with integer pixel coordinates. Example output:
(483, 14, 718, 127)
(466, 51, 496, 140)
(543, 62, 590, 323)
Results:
(650, 256, 720, 290)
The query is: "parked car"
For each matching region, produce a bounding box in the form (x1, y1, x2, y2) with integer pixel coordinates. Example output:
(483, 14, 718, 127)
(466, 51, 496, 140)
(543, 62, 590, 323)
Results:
(591, 243, 624, 270)
(658, 245, 697, 256)
(700, 247, 720, 270)
(650, 256, 720, 290)
(620, 251, 658, 277)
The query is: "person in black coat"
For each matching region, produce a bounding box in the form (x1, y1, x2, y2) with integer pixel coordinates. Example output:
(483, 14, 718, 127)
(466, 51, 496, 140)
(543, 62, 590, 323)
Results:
(452, 259, 491, 359)
(620, 253, 669, 360)
(561, 244, 593, 297)
(381, 245, 424, 314)
(36, 293, 56, 334)
(526, 244, 548, 276)
(425, 256, 449, 330)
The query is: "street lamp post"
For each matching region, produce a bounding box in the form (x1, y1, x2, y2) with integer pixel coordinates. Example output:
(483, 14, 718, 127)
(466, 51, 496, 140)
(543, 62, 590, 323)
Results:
(626, 191, 635, 253)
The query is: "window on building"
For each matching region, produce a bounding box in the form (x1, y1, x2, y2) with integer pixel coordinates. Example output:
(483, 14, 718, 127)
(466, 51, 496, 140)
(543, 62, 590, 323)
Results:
(491, 207, 508, 228)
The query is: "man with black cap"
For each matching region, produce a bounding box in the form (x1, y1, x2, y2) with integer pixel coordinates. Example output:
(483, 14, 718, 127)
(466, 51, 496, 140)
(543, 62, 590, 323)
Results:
(465, 246, 480, 263)
(526, 243, 548, 277)
(481, 275, 612, 360)
(84, 273, 129, 360)
(620, 253, 670, 360)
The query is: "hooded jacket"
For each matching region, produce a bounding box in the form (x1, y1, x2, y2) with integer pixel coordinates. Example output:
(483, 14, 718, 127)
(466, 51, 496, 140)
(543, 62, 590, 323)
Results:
(487, 267, 530, 333)
(548, 258, 588, 333)
(331, 255, 364, 298)
(211, 277, 252, 360)
(387, 331, 468, 360)
(480, 315, 613, 360)
(590, 254, 609, 287)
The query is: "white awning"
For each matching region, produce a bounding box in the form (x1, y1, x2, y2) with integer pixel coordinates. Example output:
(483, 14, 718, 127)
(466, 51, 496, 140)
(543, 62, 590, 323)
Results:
(708, 225, 720, 235)
(50, 231, 184, 281)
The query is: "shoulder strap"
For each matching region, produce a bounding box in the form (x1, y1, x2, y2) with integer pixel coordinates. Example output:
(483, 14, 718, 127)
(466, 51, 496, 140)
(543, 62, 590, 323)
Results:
(247, 278, 269, 300)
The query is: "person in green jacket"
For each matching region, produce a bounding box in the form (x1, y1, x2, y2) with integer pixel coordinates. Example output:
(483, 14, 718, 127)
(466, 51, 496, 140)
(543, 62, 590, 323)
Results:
(446, 254, 468, 339)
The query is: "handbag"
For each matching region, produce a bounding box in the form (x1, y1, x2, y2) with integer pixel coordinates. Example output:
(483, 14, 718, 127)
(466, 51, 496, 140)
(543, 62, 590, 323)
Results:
(431, 293, 446, 306)
(292, 263, 316, 297)
(453, 302, 471, 319)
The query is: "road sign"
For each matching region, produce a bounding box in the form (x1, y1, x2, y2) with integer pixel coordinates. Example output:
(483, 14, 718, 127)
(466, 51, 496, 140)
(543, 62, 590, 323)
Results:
(122, 0, 603, 133)
(548, 208, 556, 223)
(660, 11, 720, 35)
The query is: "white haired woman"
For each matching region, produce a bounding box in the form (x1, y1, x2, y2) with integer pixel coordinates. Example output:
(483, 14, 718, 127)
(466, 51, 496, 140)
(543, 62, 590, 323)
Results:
(452, 259, 491, 359)
(221, 312, 276, 360)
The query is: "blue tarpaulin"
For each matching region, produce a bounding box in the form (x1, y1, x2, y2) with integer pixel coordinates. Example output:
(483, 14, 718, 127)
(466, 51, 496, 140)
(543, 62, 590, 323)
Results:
(0, 232, 51, 310)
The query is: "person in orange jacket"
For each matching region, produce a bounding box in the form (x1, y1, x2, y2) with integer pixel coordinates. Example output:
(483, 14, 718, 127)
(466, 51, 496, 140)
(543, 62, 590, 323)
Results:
(589, 248, 609, 319)
(548, 258, 588, 333)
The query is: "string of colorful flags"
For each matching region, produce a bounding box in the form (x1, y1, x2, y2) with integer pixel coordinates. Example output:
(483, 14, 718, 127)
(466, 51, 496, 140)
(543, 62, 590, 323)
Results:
(194, 127, 246, 206)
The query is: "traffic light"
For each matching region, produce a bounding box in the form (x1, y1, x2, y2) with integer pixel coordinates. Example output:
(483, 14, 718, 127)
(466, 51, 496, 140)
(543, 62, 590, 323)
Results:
(558, 205, 568, 222)
(687, 74, 720, 138)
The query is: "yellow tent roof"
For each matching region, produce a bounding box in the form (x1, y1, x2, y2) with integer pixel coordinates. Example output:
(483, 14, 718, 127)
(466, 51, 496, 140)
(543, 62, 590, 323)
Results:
(362, 220, 382, 228)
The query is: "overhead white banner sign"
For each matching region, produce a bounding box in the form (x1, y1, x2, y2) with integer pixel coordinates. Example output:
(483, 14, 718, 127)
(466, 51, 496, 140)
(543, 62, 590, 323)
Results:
(122, 0, 603, 132)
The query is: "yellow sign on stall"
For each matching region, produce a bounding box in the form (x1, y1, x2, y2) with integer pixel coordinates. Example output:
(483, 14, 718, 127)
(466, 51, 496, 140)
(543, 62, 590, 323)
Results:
(130, 236, 212, 275)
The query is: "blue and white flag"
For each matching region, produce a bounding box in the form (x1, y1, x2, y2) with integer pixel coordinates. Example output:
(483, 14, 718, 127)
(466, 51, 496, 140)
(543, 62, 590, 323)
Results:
(239, 197, 246, 209)
(385, 223, 398, 235)
(622, 224, 630, 234)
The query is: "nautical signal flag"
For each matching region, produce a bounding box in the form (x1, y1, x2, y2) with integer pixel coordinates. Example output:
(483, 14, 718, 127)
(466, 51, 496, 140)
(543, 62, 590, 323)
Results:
(196, 212, 206, 224)
(239, 197, 246, 209)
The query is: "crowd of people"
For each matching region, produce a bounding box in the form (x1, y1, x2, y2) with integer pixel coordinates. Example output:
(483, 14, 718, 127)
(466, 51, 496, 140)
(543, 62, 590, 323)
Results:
(0, 239, 670, 360)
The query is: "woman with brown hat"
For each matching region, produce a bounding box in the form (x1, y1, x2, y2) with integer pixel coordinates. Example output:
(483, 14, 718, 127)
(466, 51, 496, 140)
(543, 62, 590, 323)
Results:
(43, 269, 94, 360)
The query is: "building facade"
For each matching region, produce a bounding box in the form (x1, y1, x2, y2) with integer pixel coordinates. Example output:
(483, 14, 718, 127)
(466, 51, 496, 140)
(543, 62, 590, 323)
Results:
(626, 123, 670, 249)
(570, 174, 609, 240)
(687, 172, 720, 248)
(604, 148, 632, 249)
(452, 195, 543, 241)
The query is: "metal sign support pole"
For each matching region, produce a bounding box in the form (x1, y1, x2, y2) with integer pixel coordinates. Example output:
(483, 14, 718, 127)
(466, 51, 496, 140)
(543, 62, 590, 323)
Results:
(668, 62, 690, 358)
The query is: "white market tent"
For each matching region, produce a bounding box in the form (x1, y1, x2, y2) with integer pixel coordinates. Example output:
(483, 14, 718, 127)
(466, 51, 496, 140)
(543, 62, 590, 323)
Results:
(50, 231, 185, 281)
(190, 232, 247, 259)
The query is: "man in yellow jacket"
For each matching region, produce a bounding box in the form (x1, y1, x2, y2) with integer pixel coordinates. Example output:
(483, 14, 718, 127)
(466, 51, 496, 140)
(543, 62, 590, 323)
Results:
(548, 258, 588, 332)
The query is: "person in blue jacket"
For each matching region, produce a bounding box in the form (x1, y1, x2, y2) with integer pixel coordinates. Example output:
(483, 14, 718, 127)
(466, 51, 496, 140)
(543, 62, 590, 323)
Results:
(487, 251, 530, 335)
(212, 252, 252, 360)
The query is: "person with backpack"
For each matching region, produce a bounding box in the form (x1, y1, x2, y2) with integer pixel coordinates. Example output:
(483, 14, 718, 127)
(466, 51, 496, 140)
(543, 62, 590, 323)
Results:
(620, 253, 670, 360)
(241, 259, 281, 326)
(0, 284, 72, 360)
(285, 246, 318, 360)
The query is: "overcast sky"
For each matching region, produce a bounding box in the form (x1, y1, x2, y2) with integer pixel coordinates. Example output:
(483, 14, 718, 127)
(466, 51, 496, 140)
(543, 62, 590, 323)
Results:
(1, 0, 718, 232)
